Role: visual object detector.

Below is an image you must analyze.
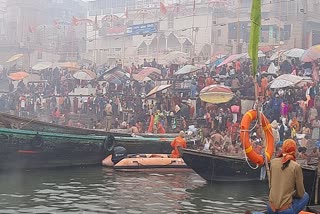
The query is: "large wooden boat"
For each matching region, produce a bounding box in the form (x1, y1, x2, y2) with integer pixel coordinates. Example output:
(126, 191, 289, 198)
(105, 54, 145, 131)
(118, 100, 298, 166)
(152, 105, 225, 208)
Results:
(0, 112, 185, 139)
(179, 148, 319, 205)
(0, 127, 114, 169)
(0, 112, 131, 137)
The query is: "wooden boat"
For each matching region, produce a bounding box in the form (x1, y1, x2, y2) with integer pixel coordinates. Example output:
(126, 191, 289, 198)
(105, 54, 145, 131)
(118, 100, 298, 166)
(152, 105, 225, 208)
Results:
(0, 112, 192, 139)
(102, 153, 189, 172)
(179, 148, 319, 206)
(0, 127, 114, 169)
(0, 112, 131, 137)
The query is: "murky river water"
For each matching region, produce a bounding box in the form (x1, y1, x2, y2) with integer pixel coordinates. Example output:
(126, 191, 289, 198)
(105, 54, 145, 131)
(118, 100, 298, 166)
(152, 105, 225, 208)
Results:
(0, 167, 268, 213)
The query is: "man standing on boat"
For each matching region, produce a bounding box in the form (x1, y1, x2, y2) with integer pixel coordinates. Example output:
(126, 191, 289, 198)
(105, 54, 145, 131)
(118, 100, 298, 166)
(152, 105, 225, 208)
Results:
(171, 131, 187, 158)
(105, 100, 113, 132)
(267, 139, 309, 213)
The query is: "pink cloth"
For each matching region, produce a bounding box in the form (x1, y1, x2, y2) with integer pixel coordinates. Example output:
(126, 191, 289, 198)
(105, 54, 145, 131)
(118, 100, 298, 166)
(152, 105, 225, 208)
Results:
(280, 103, 288, 117)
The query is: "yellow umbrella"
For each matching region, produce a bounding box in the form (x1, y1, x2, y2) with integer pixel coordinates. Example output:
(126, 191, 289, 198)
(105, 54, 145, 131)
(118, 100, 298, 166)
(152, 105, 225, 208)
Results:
(6, 54, 24, 63)
(199, 85, 234, 104)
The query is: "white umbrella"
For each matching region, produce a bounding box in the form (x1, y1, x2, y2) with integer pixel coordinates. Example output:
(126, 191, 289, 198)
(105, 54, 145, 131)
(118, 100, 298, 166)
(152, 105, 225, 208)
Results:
(146, 84, 172, 97)
(164, 51, 189, 64)
(269, 74, 303, 89)
(32, 62, 53, 71)
(73, 71, 95, 80)
(6, 54, 23, 63)
(283, 48, 305, 58)
(174, 65, 200, 76)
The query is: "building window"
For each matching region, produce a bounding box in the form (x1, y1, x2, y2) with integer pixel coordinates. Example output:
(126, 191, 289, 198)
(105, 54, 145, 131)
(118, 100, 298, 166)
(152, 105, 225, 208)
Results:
(168, 13, 174, 29)
(218, 29, 221, 37)
(37, 51, 43, 59)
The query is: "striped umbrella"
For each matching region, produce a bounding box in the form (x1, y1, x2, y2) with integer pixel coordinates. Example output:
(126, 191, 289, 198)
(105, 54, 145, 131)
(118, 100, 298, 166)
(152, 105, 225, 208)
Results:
(301, 44, 320, 62)
(200, 85, 234, 104)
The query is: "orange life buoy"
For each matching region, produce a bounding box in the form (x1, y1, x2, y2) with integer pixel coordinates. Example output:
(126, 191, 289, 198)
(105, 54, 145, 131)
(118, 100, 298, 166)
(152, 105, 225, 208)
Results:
(240, 110, 274, 166)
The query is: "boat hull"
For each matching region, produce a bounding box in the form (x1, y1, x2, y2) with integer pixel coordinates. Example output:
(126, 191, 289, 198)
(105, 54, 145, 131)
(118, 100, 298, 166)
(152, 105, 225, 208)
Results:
(180, 148, 319, 205)
(0, 113, 200, 154)
(0, 128, 111, 170)
(180, 149, 261, 182)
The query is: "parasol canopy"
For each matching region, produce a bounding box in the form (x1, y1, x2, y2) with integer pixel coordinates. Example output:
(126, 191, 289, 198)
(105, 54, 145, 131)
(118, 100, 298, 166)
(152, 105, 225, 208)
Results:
(246, 50, 266, 58)
(32, 62, 53, 70)
(133, 67, 161, 81)
(73, 70, 96, 80)
(59, 61, 80, 70)
(8, 71, 29, 81)
(174, 65, 200, 76)
(300, 44, 320, 62)
(283, 48, 305, 58)
(199, 85, 234, 104)
(6, 54, 24, 63)
(295, 77, 313, 88)
(146, 84, 171, 98)
(164, 51, 189, 65)
(269, 74, 303, 89)
(217, 53, 247, 67)
(97, 67, 128, 83)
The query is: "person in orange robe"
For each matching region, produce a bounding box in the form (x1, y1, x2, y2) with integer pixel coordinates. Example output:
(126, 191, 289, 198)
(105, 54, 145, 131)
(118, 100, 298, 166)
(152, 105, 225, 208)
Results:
(171, 131, 187, 158)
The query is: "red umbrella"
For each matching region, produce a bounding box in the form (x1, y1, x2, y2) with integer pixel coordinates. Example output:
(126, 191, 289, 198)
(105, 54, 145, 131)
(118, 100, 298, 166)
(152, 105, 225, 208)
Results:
(8, 71, 29, 81)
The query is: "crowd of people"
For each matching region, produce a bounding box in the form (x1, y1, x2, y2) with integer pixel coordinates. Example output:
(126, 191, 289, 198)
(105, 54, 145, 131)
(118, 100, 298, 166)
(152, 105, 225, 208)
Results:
(0, 56, 320, 155)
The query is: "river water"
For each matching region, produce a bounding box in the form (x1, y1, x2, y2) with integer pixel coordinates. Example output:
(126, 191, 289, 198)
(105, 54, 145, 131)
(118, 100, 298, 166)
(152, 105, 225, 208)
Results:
(0, 167, 268, 213)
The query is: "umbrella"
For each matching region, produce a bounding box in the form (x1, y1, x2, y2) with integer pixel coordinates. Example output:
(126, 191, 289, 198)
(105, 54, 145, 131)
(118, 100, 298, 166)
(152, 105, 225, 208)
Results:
(174, 65, 200, 76)
(6, 54, 24, 63)
(217, 53, 247, 67)
(269, 74, 303, 89)
(32, 62, 53, 71)
(246, 51, 266, 58)
(97, 67, 128, 83)
(146, 84, 171, 98)
(164, 51, 189, 64)
(270, 50, 285, 61)
(59, 62, 80, 69)
(283, 48, 305, 58)
(132, 74, 152, 82)
(300, 44, 320, 62)
(73, 71, 96, 80)
(134, 67, 161, 81)
(8, 71, 29, 81)
(296, 77, 313, 88)
(199, 85, 234, 104)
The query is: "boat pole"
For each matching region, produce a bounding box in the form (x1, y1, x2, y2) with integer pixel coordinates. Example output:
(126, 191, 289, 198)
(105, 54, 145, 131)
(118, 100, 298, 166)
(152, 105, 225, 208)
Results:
(249, 0, 270, 182)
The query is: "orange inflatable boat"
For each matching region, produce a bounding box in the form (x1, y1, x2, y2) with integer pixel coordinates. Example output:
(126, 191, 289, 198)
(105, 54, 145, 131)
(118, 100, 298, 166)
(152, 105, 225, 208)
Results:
(102, 153, 189, 172)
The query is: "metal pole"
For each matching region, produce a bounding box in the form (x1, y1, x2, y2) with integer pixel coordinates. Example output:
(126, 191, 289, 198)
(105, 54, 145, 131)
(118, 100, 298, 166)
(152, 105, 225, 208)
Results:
(236, 0, 240, 54)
